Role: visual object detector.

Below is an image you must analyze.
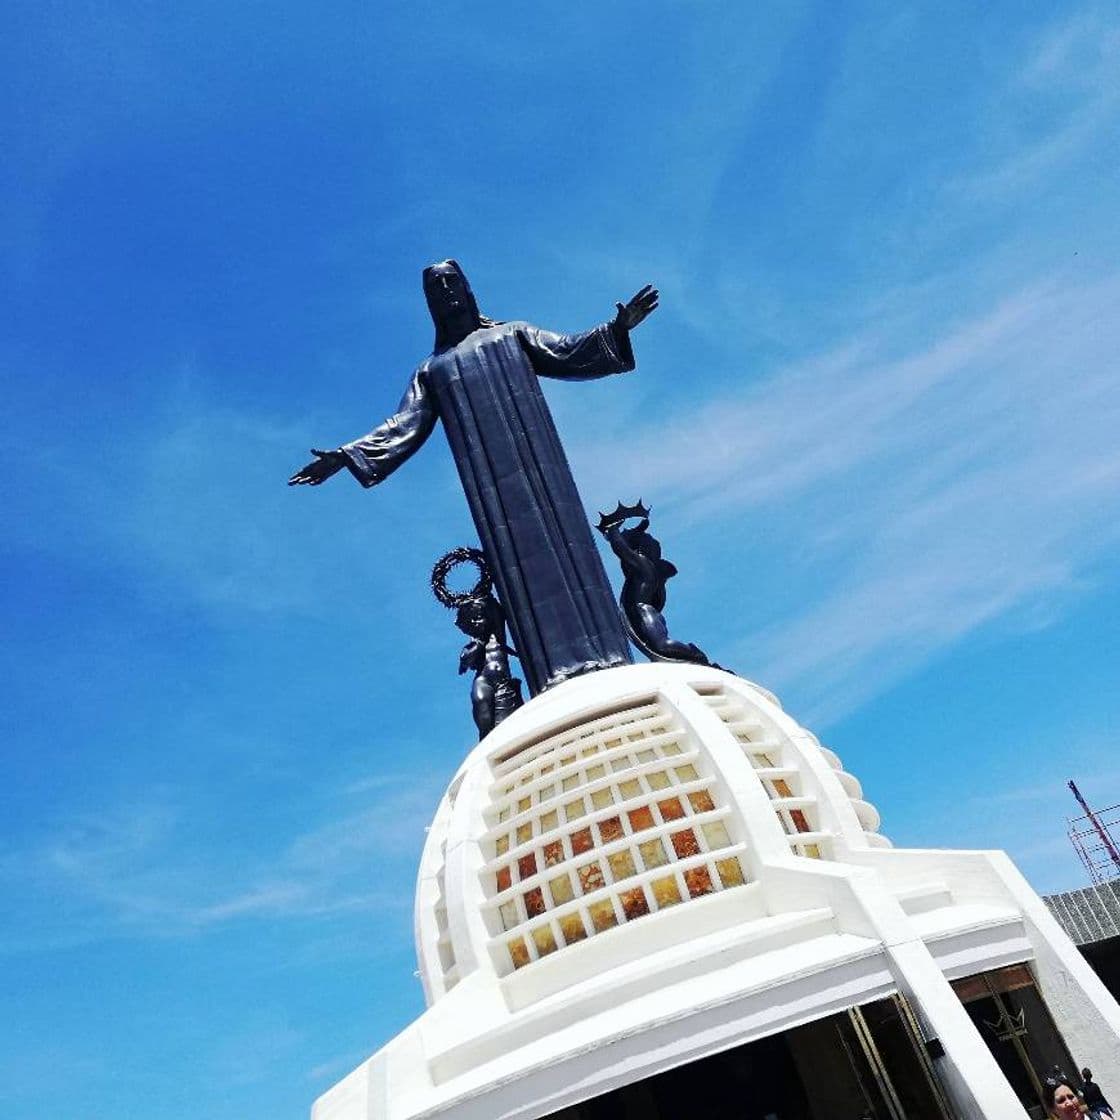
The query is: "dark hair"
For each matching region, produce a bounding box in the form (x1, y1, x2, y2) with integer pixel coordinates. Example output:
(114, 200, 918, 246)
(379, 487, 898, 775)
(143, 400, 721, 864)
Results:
(1082, 1068, 1092, 1080)
(1046, 1079, 1078, 1107)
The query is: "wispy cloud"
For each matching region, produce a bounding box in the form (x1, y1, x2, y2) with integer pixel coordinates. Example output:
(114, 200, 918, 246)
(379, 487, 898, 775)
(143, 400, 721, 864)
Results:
(5, 367, 474, 644)
(305, 1051, 367, 1084)
(0, 772, 439, 953)
(569, 266, 1120, 723)
(900, 749, 1120, 893)
(950, 9, 1120, 200)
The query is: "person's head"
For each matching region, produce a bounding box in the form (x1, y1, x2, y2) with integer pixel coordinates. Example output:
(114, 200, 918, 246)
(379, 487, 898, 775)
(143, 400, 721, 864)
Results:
(423, 260, 488, 350)
(1082, 1068, 1093, 1082)
(1049, 1081, 1082, 1119)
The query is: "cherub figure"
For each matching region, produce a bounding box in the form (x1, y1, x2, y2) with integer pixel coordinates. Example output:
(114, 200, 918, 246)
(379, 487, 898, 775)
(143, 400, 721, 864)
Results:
(432, 549, 523, 738)
(596, 502, 720, 669)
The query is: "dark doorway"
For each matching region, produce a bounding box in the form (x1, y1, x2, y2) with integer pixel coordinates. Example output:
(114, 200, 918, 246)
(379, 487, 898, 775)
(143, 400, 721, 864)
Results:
(953, 964, 1079, 1120)
(1081, 934, 1120, 1001)
(544, 997, 953, 1120)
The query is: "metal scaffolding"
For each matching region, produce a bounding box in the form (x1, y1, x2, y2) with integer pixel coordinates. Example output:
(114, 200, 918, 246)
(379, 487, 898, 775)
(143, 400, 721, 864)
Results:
(1068, 780, 1120, 886)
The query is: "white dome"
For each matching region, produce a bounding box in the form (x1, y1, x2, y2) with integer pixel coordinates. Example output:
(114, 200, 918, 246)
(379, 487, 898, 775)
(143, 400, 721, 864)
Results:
(415, 664, 886, 1007)
(317, 662, 1120, 1120)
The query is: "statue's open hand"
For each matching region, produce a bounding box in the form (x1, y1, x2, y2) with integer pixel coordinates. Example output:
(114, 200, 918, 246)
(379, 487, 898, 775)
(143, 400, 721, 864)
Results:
(288, 448, 346, 486)
(614, 284, 659, 331)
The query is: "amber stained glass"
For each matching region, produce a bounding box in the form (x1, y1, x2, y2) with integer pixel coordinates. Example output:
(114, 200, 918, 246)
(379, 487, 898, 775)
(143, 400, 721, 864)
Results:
(559, 912, 587, 945)
(549, 873, 574, 905)
(638, 838, 668, 869)
(508, 938, 531, 969)
(608, 850, 637, 882)
(688, 790, 715, 813)
(577, 861, 606, 893)
(628, 806, 655, 832)
(590, 787, 613, 810)
(543, 839, 565, 867)
(532, 925, 558, 957)
(524, 887, 546, 917)
(589, 899, 618, 932)
(564, 799, 585, 821)
(715, 857, 746, 887)
(496, 865, 511, 892)
(657, 797, 685, 822)
(651, 875, 682, 908)
(684, 865, 714, 897)
(518, 853, 538, 880)
(670, 829, 701, 859)
(619, 887, 650, 921)
(571, 827, 594, 855)
(598, 816, 624, 844)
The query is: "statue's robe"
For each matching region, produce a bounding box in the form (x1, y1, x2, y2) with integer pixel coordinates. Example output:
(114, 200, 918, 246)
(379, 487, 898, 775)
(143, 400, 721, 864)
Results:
(339, 320, 635, 695)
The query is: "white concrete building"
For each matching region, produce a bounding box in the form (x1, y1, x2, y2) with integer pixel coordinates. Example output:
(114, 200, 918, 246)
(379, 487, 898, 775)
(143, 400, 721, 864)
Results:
(314, 665, 1120, 1120)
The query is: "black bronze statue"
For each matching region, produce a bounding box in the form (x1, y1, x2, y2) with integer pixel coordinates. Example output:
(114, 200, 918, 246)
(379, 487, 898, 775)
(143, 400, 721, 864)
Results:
(431, 548, 523, 738)
(289, 260, 658, 697)
(596, 501, 720, 669)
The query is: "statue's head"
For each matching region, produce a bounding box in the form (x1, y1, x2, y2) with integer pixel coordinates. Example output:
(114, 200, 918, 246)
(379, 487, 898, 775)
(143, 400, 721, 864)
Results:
(623, 524, 660, 559)
(423, 260, 489, 350)
(454, 593, 504, 642)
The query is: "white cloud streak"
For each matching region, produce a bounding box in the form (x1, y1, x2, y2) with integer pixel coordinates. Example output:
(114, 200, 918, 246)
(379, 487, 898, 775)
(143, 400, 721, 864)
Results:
(570, 267, 1120, 724)
(0, 773, 439, 953)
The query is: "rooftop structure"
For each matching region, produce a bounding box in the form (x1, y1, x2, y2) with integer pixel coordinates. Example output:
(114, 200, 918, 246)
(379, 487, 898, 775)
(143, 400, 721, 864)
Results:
(1045, 880, 1120, 947)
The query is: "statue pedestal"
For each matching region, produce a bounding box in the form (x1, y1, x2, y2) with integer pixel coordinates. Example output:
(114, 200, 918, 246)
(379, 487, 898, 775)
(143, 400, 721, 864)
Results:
(315, 665, 1120, 1120)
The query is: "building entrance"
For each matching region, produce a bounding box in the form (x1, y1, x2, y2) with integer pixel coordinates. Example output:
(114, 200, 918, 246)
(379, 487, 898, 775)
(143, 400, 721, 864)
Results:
(545, 995, 954, 1119)
(952, 964, 1080, 1119)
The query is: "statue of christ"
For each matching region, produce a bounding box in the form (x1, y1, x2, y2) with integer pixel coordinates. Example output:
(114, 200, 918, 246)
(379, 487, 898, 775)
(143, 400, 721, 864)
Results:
(289, 260, 658, 696)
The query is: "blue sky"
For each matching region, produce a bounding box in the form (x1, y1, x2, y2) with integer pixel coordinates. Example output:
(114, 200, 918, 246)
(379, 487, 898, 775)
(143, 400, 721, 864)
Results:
(3, 3, 1119, 1117)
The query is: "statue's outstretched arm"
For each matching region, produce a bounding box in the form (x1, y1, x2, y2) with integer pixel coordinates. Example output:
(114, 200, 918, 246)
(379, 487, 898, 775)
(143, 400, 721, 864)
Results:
(288, 448, 346, 486)
(613, 285, 659, 332)
(288, 370, 437, 489)
(520, 286, 656, 382)
(603, 522, 636, 563)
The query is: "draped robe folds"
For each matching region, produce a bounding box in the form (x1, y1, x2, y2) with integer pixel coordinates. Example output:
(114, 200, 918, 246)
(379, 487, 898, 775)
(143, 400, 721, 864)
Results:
(338, 320, 636, 696)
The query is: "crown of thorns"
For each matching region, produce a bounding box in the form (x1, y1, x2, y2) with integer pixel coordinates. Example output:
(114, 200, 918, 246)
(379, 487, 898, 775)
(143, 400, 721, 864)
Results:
(431, 547, 492, 608)
(596, 500, 650, 533)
